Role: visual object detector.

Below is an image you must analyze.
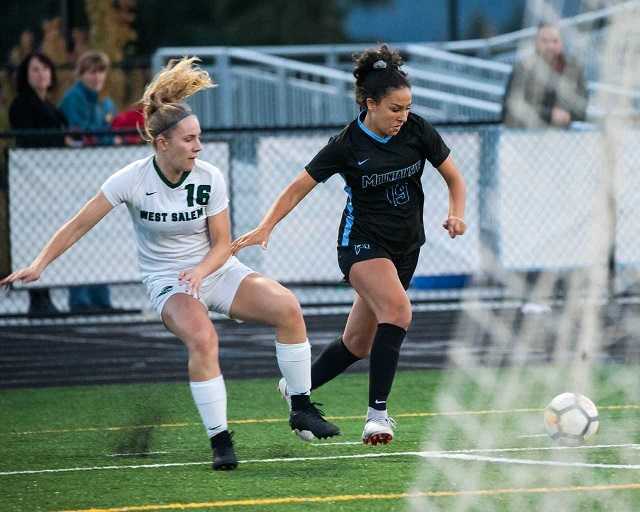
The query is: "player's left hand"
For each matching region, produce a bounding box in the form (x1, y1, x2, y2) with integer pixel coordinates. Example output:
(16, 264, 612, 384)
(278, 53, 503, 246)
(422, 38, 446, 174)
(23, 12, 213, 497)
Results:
(178, 267, 207, 300)
(0, 265, 43, 288)
(442, 216, 466, 238)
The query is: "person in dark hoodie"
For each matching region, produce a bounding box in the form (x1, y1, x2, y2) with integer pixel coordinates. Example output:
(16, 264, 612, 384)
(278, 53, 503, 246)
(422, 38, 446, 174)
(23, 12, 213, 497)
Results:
(9, 51, 70, 315)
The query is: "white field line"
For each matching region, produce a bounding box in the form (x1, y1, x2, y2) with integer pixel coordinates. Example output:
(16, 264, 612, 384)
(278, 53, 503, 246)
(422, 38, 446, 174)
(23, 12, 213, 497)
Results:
(107, 441, 640, 456)
(426, 452, 640, 470)
(3, 443, 640, 477)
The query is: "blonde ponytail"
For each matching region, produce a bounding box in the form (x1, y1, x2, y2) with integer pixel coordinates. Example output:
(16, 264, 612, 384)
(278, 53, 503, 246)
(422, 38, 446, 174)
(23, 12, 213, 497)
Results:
(141, 57, 214, 142)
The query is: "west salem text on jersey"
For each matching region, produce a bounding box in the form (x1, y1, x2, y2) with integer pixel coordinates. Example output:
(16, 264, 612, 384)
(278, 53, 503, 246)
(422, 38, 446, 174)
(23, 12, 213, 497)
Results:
(305, 112, 450, 255)
(101, 155, 229, 279)
(140, 208, 206, 222)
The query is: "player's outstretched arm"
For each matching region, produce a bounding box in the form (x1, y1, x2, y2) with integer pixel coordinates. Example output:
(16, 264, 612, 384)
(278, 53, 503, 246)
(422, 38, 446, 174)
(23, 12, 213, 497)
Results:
(0, 192, 114, 287)
(437, 155, 467, 239)
(231, 170, 318, 253)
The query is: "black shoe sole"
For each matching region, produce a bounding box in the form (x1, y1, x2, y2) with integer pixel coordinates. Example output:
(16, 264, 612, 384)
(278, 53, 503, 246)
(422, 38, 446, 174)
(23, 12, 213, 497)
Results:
(212, 452, 238, 471)
(290, 427, 341, 441)
(289, 420, 340, 440)
(213, 458, 238, 471)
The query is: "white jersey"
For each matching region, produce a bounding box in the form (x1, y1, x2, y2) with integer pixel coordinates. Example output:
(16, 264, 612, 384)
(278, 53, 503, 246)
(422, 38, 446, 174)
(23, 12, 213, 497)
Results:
(101, 155, 228, 279)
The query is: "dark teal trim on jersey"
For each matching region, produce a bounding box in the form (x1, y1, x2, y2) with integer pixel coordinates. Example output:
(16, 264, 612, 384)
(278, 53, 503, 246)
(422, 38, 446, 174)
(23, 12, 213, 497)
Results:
(153, 157, 191, 189)
(341, 185, 354, 246)
(357, 110, 392, 144)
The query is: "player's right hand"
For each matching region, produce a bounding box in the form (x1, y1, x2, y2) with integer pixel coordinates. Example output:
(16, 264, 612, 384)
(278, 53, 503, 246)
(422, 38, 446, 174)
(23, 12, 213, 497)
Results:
(231, 227, 271, 254)
(0, 266, 42, 288)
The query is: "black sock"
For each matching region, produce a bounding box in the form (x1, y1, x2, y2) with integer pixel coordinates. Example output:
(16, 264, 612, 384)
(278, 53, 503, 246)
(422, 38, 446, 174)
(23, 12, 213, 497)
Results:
(369, 323, 406, 411)
(311, 336, 361, 390)
(290, 394, 311, 411)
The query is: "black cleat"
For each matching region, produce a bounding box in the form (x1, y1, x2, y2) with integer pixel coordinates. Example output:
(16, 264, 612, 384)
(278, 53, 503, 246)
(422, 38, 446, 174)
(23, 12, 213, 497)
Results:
(210, 430, 238, 471)
(289, 400, 340, 441)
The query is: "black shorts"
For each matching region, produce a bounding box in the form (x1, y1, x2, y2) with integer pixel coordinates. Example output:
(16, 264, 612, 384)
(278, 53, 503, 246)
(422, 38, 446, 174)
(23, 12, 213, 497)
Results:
(337, 243, 420, 290)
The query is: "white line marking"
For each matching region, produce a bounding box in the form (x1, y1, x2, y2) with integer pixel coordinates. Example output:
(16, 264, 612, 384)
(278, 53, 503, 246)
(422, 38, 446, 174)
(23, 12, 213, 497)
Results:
(3, 443, 639, 476)
(425, 452, 640, 470)
(0, 461, 208, 476)
(518, 434, 549, 439)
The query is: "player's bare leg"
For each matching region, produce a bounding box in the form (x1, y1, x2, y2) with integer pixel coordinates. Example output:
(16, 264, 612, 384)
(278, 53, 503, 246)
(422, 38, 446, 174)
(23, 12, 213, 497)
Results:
(230, 274, 340, 440)
(349, 259, 411, 445)
(162, 293, 237, 470)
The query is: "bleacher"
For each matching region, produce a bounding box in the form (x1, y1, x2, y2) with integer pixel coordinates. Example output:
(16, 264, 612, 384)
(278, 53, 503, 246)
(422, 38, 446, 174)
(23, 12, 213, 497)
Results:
(150, 1, 640, 128)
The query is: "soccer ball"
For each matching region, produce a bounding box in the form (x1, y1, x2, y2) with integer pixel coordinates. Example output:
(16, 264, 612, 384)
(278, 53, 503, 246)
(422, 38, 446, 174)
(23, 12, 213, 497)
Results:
(543, 392, 599, 446)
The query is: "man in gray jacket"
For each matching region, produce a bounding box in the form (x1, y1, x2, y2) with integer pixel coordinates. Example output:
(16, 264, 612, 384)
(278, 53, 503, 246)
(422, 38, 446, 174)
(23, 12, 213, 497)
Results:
(503, 23, 588, 128)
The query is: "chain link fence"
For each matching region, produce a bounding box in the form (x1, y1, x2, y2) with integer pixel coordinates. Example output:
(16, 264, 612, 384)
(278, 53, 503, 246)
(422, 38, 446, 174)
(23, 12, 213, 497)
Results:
(1, 124, 639, 320)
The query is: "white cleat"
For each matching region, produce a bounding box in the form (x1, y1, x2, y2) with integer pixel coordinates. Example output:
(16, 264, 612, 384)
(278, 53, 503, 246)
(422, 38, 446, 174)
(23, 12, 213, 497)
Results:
(362, 416, 396, 445)
(277, 377, 292, 411)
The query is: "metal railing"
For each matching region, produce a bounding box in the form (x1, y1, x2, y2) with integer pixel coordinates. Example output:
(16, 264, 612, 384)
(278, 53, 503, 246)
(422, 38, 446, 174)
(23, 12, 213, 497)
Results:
(148, 1, 640, 128)
(152, 46, 501, 127)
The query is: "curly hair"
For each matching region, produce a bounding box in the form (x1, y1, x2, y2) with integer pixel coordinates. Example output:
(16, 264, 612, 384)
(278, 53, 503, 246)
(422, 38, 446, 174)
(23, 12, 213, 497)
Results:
(140, 57, 214, 142)
(353, 44, 410, 108)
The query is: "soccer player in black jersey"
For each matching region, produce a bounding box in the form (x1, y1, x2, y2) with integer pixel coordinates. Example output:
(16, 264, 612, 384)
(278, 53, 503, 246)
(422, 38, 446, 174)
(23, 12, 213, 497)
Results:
(232, 44, 466, 445)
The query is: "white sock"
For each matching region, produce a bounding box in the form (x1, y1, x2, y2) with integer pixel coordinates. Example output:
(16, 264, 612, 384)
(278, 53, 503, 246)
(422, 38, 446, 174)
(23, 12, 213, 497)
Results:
(190, 375, 227, 438)
(275, 340, 311, 395)
(367, 406, 388, 421)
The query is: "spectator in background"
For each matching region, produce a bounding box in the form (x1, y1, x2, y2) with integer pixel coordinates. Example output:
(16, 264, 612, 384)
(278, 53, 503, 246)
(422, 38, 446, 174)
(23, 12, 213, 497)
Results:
(9, 52, 70, 315)
(60, 50, 120, 146)
(111, 101, 144, 144)
(59, 50, 118, 312)
(502, 23, 588, 128)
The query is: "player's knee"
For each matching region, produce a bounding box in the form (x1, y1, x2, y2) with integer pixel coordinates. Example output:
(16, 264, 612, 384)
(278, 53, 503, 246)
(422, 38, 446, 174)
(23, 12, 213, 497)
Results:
(275, 291, 304, 329)
(188, 328, 219, 359)
(382, 301, 412, 329)
(345, 333, 372, 358)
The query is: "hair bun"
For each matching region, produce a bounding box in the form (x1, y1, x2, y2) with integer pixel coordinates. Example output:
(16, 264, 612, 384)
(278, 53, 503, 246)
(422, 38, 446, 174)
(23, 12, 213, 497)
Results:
(373, 59, 387, 70)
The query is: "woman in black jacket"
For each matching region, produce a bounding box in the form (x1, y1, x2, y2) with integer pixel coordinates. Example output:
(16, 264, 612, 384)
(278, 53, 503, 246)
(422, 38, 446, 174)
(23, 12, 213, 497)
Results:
(10, 52, 70, 147)
(9, 52, 69, 314)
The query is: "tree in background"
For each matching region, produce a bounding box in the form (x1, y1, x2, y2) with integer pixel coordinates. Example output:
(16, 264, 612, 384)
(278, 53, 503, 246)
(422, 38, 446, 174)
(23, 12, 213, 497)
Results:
(84, 0, 141, 109)
(85, 0, 137, 63)
(8, 30, 36, 67)
(40, 17, 68, 65)
(134, 0, 348, 55)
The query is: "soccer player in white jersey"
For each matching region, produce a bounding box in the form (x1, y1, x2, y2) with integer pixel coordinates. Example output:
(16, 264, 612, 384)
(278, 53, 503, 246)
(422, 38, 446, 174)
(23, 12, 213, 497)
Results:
(0, 57, 340, 471)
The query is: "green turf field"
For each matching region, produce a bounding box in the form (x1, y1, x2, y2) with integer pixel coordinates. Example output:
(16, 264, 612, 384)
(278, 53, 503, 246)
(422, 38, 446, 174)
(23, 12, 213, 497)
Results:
(2, 367, 640, 511)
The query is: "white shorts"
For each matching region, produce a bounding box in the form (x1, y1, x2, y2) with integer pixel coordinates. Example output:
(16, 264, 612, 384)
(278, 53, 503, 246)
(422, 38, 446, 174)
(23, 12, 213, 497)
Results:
(143, 256, 255, 316)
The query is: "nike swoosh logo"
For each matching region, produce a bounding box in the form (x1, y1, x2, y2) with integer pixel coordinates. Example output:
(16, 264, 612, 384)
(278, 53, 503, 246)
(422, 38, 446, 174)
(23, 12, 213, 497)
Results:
(145, 192, 157, 196)
(358, 158, 370, 166)
(374, 400, 386, 404)
(207, 424, 223, 431)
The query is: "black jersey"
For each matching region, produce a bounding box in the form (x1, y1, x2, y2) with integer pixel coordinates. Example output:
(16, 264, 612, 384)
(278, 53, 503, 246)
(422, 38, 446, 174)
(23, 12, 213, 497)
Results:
(305, 111, 450, 255)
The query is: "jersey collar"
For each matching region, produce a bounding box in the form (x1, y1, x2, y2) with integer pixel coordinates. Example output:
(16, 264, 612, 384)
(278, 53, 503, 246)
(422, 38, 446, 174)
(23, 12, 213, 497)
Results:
(153, 157, 191, 189)
(357, 110, 392, 144)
